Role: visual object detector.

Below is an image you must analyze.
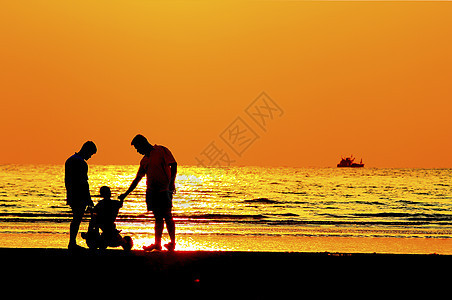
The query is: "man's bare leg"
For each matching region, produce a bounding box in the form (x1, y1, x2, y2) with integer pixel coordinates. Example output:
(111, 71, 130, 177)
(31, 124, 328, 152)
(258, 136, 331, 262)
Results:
(69, 207, 85, 249)
(166, 214, 176, 245)
(154, 218, 164, 247)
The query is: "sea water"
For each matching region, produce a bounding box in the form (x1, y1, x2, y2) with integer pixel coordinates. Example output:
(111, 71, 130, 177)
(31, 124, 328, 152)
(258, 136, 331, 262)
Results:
(1, 165, 451, 251)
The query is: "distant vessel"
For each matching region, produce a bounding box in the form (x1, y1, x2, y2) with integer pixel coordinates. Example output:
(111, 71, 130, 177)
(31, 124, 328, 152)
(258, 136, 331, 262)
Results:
(337, 155, 364, 168)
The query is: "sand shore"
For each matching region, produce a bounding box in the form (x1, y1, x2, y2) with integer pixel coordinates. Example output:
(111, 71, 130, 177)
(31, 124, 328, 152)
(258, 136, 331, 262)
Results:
(2, 231, 452, 254)
(2, 247, 450, 298)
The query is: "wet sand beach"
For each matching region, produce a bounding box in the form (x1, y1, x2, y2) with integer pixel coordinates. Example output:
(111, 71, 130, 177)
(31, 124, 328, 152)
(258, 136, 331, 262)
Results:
(2, 248, 450, 299)
(1, 231, 451, 254)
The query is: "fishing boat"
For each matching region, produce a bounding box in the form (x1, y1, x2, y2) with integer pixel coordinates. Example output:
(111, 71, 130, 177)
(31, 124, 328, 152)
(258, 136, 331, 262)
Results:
(337, 155, 364, 168)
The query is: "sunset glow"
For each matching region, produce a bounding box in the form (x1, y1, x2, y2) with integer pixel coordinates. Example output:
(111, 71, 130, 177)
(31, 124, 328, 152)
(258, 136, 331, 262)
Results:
(1, 1, 451, 168)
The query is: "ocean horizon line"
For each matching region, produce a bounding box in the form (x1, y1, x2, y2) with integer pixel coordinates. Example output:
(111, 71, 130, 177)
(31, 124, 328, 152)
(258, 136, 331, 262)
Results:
(1, 163, 451, 170)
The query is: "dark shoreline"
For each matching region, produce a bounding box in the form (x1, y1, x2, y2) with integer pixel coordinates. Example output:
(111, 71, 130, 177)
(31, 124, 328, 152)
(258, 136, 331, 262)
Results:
(3, 248, 451, 298)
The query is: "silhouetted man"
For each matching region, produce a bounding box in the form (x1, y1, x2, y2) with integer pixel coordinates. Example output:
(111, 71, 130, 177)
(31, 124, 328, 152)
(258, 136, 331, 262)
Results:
(65, 141, 97, 250)
(119, 134, 177, 251)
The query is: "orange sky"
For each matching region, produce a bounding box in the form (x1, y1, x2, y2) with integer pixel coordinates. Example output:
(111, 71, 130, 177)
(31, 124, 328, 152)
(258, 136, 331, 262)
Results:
(1, 1, 451, 168)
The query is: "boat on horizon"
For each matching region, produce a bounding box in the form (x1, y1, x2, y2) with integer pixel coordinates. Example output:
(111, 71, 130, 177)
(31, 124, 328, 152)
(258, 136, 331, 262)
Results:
(337, 155, 364, 168)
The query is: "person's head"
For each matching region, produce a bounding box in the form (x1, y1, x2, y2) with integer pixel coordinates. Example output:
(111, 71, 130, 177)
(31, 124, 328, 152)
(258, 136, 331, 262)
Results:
(131, 134, 151, 155)
(99, 186, 111, 200)
(79, 141, 97, 160)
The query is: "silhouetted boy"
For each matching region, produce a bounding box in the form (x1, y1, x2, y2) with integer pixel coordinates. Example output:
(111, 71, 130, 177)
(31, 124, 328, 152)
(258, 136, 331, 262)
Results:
(82, 186, 132, 250)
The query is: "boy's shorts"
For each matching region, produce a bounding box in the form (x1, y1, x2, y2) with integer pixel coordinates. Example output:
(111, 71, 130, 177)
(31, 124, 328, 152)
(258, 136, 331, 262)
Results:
(146, 190, 173, 219)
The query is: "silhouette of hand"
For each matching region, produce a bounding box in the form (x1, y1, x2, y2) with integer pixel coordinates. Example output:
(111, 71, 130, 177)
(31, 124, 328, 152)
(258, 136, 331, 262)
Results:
(118, 193, 127, 201)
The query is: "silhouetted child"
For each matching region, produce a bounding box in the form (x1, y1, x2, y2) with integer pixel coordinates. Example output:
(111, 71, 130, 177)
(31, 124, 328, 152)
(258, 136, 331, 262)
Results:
(82, 186, 133, 250)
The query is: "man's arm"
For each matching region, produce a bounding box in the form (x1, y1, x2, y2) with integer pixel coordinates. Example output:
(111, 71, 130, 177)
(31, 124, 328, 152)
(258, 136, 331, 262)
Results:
(169, 162, 177, 193)
(86, 187, 94, 208)
(87, 209, 97, 232)
(119, 171, 145, 201)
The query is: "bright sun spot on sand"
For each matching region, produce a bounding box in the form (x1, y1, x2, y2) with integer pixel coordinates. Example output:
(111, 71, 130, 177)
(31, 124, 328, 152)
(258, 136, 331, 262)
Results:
(131, 235, 226, 251)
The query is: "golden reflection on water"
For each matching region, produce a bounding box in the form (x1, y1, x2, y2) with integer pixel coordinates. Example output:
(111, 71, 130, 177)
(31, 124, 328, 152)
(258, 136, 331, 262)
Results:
(87, 166, 452, 253)
(1, 165, 451, 253)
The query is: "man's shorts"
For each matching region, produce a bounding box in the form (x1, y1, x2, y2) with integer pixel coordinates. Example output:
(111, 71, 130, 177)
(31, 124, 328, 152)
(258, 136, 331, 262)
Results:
(69, 201, 88, 217)
(146, 190, 173, 218)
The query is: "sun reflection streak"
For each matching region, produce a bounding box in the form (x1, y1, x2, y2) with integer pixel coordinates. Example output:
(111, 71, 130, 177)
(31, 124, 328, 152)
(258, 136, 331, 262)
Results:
(129, 235, 228, 251)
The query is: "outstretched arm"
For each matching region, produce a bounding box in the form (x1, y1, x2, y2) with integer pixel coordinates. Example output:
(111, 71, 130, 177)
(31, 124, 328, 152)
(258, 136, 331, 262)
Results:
(119, 170, 144, 201)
